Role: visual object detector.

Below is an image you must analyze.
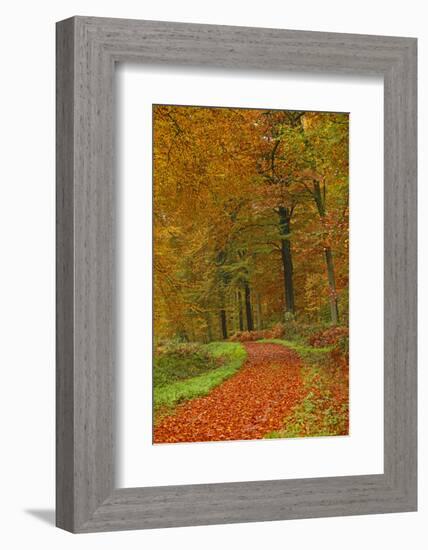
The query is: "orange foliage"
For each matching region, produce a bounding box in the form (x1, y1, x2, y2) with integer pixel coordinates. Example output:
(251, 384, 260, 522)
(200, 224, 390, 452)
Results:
(153, 105, 349, 341)
(308, 326, 349, 348)
(229, 322, 286, 342)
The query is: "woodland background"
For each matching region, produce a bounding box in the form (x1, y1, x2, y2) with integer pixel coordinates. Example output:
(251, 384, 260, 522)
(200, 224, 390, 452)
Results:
(153, 106, 349, 343)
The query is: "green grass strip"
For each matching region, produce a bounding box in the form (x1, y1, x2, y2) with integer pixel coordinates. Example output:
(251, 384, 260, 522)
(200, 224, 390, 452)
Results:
(259, 338, 331, 362)
(259, 340, 348, 439)
(154, 342, 246, 418)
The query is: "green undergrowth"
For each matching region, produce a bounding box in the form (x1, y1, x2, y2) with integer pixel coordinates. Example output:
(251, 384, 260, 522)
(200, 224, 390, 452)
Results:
(154, 343, 221, 387)
(260, 338, 332, 362)
(261, 339, 348, 439)
(154, 342, 246, 422)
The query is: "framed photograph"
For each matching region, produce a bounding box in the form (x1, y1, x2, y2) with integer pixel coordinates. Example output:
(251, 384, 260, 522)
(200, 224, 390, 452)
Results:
(56, 16, 417, 532)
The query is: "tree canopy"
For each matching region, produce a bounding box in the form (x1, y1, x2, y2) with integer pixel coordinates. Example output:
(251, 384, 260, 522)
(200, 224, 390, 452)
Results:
(153, 104, 349, 342)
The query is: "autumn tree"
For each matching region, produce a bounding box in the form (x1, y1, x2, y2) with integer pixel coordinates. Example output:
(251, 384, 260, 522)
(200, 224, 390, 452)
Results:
(153, 104, 349, 341)
(296, 112, 349, 324)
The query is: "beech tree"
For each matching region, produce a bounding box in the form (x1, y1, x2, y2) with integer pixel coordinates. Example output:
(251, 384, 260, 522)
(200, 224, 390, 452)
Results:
(153, 104, 349, 341)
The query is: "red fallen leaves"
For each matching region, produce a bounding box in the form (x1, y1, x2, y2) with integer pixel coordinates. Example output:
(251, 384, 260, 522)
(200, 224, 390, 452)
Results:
(153, 343, 304, 444)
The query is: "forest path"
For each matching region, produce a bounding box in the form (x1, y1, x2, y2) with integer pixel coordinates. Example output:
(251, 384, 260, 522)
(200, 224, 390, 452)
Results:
(154, 342, 303, 444)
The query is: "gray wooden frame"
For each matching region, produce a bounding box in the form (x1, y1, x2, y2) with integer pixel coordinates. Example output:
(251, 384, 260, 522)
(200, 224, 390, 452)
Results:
(56, 16, 417, 533)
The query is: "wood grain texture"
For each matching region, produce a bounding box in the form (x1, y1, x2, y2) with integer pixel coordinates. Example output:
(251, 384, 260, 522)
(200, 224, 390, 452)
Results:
(56, 18, 75, 532)
(56, 16, 417, 533)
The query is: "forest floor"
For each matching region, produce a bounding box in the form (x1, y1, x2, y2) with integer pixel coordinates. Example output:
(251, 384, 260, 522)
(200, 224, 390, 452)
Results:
(153, 342, 305, 444)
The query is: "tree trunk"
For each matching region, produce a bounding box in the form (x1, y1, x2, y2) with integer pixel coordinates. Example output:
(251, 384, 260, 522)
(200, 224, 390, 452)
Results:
(324, 247, 339, 324)
(220, 309, 228, 340)
(256, 292, 263, 330)
(206, 314, 213, 342)
(278, 206, 295, 314)
(244, 282, 254, 331)
(313, 182, 339, 325)
(237, 290, 244, 331)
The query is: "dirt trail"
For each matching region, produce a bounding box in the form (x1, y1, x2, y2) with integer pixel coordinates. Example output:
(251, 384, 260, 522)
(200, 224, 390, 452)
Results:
(154, 342, 303, 444)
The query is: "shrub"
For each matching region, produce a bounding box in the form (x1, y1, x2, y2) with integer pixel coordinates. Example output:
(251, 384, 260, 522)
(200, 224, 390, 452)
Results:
(308, 325, 349, 348)
(270, 322, 286, 339)
(158, 341, 203, 357)
(229, 322, 349, 346)
(329, 333, 349, 367)
(229, 330, 263, 342)
(153, 342, 224, 387)
(229, 322, 288, 342)
(307, 326, 349, 368)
